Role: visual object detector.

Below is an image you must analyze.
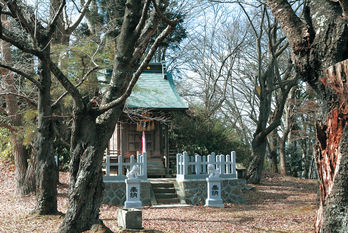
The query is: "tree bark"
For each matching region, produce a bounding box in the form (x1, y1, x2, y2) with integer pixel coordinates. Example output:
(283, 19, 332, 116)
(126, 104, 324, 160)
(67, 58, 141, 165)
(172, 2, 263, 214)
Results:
(279, 131, 288, 175)
(23, 151, 37, 194)
(266, 0, 348, 231)
(54, 1, 177, 231)
(315, 60, 348, 232)
(59, 112, 105, 232)
(279, 86, 296, 175)
(1, 34, 32, 195)
(268, 131, 279, 173)
(59, 1, 146, 231)
(247, 136, 267, 184)
(34, 51, 58, 214)
(12, 139, 29, 194)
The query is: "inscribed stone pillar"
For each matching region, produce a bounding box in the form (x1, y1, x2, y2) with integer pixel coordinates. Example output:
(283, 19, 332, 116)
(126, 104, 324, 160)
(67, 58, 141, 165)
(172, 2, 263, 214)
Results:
(205, 176, 224, 208)
(124, 178, 142, 209)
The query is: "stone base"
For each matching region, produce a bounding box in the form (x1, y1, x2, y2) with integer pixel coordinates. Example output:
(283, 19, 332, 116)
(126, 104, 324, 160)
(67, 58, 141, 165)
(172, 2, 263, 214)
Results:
(124, 200, 142, 209)
(103, 181, 152, 206)
(117, 208, 143, 230)
(205, 199, 224, 208)
(176, 179, 246, 205)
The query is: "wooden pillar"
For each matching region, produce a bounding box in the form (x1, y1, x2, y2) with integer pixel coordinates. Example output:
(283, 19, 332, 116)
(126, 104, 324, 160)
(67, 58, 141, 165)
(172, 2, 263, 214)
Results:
(120, 122, 125, 156)
(164, 124, 169, 174)
(116, 122, 121, 155)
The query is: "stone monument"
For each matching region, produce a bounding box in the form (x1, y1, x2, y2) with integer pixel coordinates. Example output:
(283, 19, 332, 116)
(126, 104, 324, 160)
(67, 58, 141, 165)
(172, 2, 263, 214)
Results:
(124, 165, 142, 209)
(205, 164, 224, 208)
(118, 165, 143, 230)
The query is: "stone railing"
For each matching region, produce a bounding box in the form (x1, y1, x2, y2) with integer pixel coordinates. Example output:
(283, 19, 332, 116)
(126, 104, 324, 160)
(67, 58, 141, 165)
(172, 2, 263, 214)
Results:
(176, 152, 237, 180)
(103, 152, 147, 181)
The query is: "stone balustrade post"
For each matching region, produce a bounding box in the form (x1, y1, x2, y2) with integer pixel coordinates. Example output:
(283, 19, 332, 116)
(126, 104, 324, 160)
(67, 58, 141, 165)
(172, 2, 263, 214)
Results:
(231, 151, 237, 178)
(183, 151, 188, 176)
(105, 155, 110, 177)
(195, 154, 201, 175)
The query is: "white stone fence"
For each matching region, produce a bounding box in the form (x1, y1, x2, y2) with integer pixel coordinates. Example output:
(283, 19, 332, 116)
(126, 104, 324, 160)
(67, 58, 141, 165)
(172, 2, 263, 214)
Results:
(103, 152, 147, 181)
(176, 152, 237, 180)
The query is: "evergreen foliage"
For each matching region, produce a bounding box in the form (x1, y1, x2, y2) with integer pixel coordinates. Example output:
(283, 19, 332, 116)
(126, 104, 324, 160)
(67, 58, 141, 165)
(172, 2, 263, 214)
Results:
(169, 106, 251, 165)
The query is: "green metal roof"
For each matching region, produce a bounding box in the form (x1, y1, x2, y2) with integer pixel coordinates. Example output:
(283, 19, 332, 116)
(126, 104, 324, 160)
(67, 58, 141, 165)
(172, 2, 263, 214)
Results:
(125, 72, 188, 109)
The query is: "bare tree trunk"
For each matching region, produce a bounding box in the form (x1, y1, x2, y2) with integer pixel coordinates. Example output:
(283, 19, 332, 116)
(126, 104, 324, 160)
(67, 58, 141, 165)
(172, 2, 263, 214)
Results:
(34, 51, 57, 214)
(247, 136, 267, 184)
(59, 1, 145, 231)
(266, 0, 348, 231)
(23, 151, 37, 194)
(59, 106, 123, 232)
(315, 60, 348, 232)
(1, 34, 32, 195)
(12, 140, 29, 194)
(268, 131, 279, 173)
(301, 147, 311, 179)
(279, 87, 296, 175)
(279, 129, 288, 175)
(53, 1, 176, 231)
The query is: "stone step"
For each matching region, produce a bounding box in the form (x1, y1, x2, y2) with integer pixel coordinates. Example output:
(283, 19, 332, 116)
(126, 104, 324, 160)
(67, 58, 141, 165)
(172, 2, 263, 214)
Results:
(155, 198, 180, 204)
(152, 187, 176, 194)
(151, 181, 180, 205)
(152, 183, 174, 188)
(147, 160, 166, 177)
(155, 193, 178, 199)
(152, 204, 191, 208)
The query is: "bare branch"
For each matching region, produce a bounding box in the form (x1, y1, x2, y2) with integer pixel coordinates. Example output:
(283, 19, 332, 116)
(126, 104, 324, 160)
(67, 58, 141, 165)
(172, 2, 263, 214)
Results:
(49, 60, 84, 110)
(275, 41, 289, 57)
(5, 0, 38, 40)
(47, 0, 66, 38)
(52, 65, 99, 108)
(208, 30, 247, 104)
(0, 62, 41, 89)
(132, 8, 160, 60)
(260, 68, 298, 138)
(266, 0, 308, 50)
(151, 0, 179, 26)
(135, 0, 151, 34)
(98, 24, 177, 114)
(238, 2, 258, 36)
(65, 0, 92, 34)
(0, 29, 41, 57)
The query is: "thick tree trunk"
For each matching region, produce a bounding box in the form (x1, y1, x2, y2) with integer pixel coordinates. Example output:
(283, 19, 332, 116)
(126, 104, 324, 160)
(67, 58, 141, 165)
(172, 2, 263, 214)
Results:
(247, 136, 267, 184)
(59, 106, 123, 233)
(279, 130, 288, 175)
(1, 37, 33, 195)
(269, 150, 278, 173)
(13, 139, 29, 194)
(264, 0, 348, 228)
(59, 112, 101, 232)
(314, 60, 348, 232)
(268, 131, 279, 173)
(34, 53, 58, 214)
(301, 144, 312, 179)
(23, 151, 37, 194)
(57, 1, 176, 231)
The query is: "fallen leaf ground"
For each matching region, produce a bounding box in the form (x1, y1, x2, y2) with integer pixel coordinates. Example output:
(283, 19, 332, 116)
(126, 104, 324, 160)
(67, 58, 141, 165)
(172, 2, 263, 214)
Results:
(0, 160, 318, 232)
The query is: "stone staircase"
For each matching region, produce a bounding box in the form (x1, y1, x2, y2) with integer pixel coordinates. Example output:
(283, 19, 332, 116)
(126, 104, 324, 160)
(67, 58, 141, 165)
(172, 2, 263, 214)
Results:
(147, 159, 166, 178)
(151, 180, 180, 204)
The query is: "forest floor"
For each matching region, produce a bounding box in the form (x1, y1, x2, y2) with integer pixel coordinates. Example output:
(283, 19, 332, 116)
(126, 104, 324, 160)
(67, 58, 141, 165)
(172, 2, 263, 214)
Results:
(0, 159, 318, 233)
